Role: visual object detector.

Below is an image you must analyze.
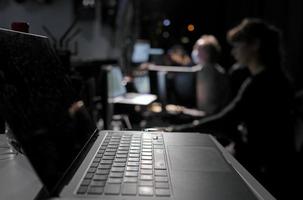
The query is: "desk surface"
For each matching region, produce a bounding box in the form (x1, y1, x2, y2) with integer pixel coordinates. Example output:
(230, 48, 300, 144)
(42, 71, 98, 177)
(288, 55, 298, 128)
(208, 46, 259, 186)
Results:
(148, 64, 202, 72)
(0, 135, 42, 200)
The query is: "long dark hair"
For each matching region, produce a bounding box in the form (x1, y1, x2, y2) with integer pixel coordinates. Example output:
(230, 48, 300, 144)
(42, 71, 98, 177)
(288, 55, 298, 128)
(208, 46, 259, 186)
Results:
(227, 18, 284, 70)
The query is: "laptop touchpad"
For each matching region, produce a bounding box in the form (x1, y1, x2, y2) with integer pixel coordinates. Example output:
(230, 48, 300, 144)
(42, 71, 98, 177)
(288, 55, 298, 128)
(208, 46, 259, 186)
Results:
(167, 146, 231, 172)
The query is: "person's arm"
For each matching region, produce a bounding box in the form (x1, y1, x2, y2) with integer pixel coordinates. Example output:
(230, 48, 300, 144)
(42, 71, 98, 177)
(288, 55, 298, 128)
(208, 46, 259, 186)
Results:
(168, 78, 252, 137)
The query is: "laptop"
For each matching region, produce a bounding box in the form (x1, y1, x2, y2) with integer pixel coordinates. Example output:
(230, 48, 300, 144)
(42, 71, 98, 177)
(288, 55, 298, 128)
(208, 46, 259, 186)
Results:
(0, 28, 264, 200)
(131, 40, 150, 64)
(107, 65, 157, 105)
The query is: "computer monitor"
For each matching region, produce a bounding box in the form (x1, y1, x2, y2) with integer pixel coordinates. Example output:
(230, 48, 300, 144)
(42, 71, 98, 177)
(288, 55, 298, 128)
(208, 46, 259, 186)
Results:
(131, 40, 150, 64)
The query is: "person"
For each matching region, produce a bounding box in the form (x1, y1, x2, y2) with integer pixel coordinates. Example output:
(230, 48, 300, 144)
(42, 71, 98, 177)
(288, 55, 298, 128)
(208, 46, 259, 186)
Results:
(228, 62, 250, 98)
(162, 45, 193, 106)
(169, 18, 296, 199)
(163, 44, 192, 66)
(192, 35, 231, 114)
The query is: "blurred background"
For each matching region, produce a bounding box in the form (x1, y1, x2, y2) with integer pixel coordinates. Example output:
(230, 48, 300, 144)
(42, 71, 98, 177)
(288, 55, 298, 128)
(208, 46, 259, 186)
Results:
(1, 0, 302, 88)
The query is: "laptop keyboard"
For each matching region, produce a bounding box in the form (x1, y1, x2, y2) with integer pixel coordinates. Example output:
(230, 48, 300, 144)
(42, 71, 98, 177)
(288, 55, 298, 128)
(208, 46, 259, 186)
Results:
(76, 132, 171, 197)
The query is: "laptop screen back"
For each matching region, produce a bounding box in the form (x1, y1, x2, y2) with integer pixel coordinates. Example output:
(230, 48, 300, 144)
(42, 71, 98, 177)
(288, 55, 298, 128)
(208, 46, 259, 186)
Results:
(0, 29, 96, 193)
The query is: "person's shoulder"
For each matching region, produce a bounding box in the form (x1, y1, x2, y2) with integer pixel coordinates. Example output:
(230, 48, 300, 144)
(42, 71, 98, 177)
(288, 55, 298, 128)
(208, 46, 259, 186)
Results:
(202, 63, 226, 74)
(213, 64, 227, 74)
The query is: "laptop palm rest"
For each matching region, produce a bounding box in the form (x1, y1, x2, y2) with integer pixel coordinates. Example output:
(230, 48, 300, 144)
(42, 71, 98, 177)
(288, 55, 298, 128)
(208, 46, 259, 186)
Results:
(165, 133, 259, 200)
(168, 146, 230, 172)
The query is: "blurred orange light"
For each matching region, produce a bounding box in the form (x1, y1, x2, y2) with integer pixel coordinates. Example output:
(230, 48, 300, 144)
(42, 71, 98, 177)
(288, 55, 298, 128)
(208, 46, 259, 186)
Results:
(187, 24, 195, 32)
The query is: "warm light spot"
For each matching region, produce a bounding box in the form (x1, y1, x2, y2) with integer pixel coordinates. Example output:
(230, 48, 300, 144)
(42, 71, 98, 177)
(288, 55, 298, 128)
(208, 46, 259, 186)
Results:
(187, 24, 195, 32)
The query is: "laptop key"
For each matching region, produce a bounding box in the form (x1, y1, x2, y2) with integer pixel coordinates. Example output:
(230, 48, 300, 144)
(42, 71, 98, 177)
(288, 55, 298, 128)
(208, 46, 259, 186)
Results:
(129, 153, 140, 158)
(141, 156, 152, 160)
(139, 181, 153, 186)
(106, 148, 117, 152)
(107, 178, 122, 184)
(155, 169, 167, 176)
(85, 172, 94, 179)
(123, 177, 138, 183)
(154, 149, 166, 169)
(122, 183, 137, 195)
(104, 152, 115, 156)
(155, 176, 169, 182)
(155, 189, 170, 197)
(138, 186, 153, 196)
(114, 158, 127, 163)
(116, 154, 127, 158)
(117, 150, 128, 154)
(109, 172, 124, 178)
(118, 146, 129, 150)
(130, 143, 141, 147)
(155, 182, 169, 189)
(140, 175, 153, 180)
(93, 157, 101, 163)
(155, 170, 167, 176)
(140, 169, 153, 175)
(77, 186, 88, 194)
(99, 164, 112, 169)
(125, 171, 138, 177)
(95, 153, 103, 158)
(104, 183, 121, 195)
(90, 162, 98, 168)
(111, 167, 125, 172)
(100, 160, 113, 165)
(102, 155, 115, 160)
(87, 167, 97, 173)
(90, 180, 106, 187)
(96, 169, 110, 175)
(98, 149, 105, 153)
(141, 164, 153, 169)
(93, 175, 108, 181)
(141, 160, 152, 164)
(128, 157, 140, 162)
(88, 186, 104, 195)
(141, 152, 152, 156)
(126, 166, 139, 171)
(81, 179, 91, 186)
(113, 162, 126, 167)
(129, 150, 140, 154)
(127, 162, 139, 166)
(100, 146, 107, 150)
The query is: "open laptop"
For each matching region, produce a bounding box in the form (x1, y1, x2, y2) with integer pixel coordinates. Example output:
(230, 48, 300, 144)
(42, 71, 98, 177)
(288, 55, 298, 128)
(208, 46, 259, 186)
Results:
(107, 65, 157, 105)
(131, 40, 150, 64)
(0, 28, 265, 200)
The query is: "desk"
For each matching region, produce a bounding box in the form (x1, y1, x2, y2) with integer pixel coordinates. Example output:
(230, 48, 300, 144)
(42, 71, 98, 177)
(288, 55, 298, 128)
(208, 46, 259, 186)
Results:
(0, 135, 42, 200)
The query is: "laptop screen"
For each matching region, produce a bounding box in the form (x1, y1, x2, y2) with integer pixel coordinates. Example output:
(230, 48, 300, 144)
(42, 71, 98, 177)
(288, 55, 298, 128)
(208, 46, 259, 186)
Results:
(0, 29, 96, 193)
(107, 66, 127, 98)
(131, 40, 150, 64)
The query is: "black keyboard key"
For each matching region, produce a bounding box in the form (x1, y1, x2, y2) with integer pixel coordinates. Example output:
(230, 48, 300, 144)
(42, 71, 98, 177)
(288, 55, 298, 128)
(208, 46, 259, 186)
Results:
(77, 186, 88, 194)
(85, 172, 94, 179)
(87, 186, 104, 195)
